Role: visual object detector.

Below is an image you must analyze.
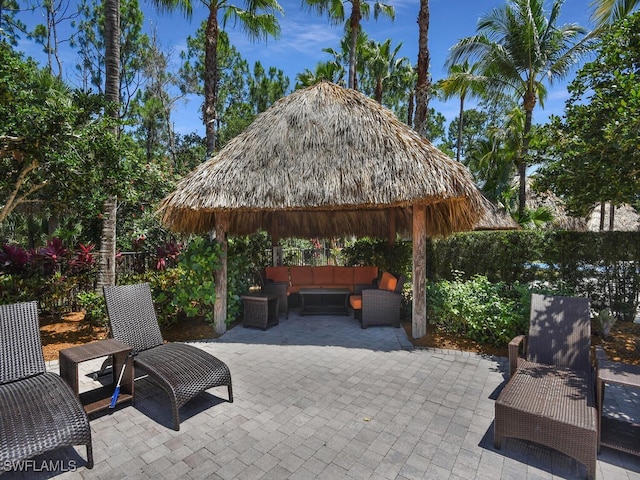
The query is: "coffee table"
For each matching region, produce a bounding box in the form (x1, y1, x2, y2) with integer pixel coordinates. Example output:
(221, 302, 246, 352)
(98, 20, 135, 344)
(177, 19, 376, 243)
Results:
(299, 288, 351, 316)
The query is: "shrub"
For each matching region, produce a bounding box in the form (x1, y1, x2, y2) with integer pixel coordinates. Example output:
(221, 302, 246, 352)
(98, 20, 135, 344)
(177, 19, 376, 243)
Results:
(77, 291, 107, 327)
(425, 276, 573, 347)
(426, 275, 528, 346)
(173, 237, 221, 325)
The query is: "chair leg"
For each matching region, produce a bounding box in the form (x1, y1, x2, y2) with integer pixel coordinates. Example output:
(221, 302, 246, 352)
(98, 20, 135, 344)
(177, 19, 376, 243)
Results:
(172, 401, 181, 431)
(494, 425, 502, 450)
(228, 382, 234, 403)
(86, 443, 94, 469)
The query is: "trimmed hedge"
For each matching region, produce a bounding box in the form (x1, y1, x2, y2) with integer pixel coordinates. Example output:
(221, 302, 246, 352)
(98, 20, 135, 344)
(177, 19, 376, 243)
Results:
(429, 231, 640, 321)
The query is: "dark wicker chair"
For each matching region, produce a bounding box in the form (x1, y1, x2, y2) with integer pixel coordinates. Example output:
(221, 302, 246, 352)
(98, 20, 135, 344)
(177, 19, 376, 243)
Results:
(494, 294, 597, 479)
(0, 301, 93, 470)
(103, 283, 233, 431)
(350, 273, 405, 328)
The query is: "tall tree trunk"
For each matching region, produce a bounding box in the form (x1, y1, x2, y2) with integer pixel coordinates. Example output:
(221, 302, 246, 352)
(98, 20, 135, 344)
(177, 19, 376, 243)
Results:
(348, 1, 362, 90)
(456, 94, 465, 161)
(97, 0, 120, 291)
(414, 0, 430, 136)
(599, 201, 605, 231)
(519, 89, 536, 216)
(609, 202, 615, 231)
(375, 77, 383, 103)
(407, 88, 414, 127)
(204, 4, 219, 156)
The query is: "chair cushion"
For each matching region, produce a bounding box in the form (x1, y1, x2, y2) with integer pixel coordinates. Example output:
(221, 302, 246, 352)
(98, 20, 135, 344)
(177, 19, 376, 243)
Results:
(290, 266, 313, 285)
(349, 295, 362, 310)
(333, 267, 355, 285)
(265, 266, 290, 283)
(313, 266, 334, 285)
(379, 272, 398, 292)
(353, 266, 378, 285)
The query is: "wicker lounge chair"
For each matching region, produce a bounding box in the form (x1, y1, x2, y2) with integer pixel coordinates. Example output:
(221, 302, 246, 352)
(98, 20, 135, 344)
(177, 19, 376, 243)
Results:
(494, 294, 597, 479)
(0, 301, 93, 470)
(349, 272, 405, 328)
(103, 283, 233, 431)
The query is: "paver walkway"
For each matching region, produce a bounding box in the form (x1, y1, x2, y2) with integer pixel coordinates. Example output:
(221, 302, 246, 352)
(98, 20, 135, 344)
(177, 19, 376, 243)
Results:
(4, 311, 640, 479)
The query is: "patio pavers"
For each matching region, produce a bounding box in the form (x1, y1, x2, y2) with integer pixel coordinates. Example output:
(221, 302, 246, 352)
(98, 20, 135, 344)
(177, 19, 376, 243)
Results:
(5, 311, 640, 479)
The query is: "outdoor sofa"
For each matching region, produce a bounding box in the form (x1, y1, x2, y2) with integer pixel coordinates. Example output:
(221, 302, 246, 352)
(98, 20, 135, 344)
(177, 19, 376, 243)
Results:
(262, 265, 379, 312)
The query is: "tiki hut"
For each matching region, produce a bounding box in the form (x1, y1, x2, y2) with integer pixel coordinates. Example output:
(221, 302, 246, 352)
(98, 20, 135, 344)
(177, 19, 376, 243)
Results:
(160, 81, 485, 338)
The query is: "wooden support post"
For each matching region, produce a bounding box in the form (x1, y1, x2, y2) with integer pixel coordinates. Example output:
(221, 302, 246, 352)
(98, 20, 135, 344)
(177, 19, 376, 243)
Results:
(388, 208, 396, 247)
(412, 204, 427, 338)
(270, 215, 282, 266)
(213, 212, 229, 335)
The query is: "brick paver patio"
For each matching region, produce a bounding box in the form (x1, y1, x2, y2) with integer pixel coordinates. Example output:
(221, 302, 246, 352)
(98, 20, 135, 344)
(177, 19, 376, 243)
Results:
(4, 311, 640, 479)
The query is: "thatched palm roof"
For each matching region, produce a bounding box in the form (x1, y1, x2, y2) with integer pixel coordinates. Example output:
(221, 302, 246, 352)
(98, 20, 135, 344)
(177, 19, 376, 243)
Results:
(587, 203, 640, 231)
(159, 81, 484, 239)
(474, 198, 519, 231)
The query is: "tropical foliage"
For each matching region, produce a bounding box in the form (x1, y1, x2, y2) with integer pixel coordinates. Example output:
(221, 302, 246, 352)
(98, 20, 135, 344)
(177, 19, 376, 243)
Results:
(447, 0, 588, 215)
(536, 12, 640, 217)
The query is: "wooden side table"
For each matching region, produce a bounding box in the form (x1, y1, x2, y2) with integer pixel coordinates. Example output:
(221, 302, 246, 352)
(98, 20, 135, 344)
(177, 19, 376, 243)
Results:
(59, 339, 134, 414)
(241, 293, 279, 330)
(597, 357, 640, 456)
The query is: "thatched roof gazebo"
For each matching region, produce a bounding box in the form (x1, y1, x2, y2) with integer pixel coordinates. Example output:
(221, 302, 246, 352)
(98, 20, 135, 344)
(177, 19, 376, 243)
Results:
(159, 81, 485, 338)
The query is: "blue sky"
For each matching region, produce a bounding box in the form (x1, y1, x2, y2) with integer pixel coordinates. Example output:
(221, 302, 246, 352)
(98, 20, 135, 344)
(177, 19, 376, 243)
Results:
(16, 0, 595, 137)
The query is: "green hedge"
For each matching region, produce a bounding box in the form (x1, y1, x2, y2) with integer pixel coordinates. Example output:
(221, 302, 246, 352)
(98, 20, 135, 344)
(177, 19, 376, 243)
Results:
(430, 231, 640, 321)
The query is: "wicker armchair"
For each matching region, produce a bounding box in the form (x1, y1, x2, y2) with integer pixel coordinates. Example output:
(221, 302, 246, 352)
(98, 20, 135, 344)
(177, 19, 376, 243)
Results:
(350, 272, 405, 328)
(494, 294, 597, 479)
(103, 283, 233, 431)
(0, 301, 93, 470)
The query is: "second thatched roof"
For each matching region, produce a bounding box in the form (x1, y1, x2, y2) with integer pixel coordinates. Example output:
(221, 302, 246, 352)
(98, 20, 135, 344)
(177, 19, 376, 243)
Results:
(160, 82, 485, 238)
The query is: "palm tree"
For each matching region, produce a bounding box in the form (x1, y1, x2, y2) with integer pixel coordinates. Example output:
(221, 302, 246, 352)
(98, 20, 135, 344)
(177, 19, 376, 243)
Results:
(154, 0, 282, 156)
(296, 60, 345, 89)
(97, 0, 120, 291)
(360, 38, 408, 103)
(304, 0, 394, 90)
(448, 0, 587, 216)
(591, 0, 639, 26)
(414, 0, 430, 136)
(436, 61, 485, 161)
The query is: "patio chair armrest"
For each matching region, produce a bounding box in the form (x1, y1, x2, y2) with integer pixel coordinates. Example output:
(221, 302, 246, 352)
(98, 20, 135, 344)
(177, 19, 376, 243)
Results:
(594, 345, 608, 365)
(355, 283, 377, 295)
(362, 288, 399, 300)
(508, 335, 527, 380)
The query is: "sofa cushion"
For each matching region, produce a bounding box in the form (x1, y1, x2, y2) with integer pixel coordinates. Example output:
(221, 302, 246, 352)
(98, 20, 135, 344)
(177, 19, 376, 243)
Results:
(290, 266, 313, 286)
(265, 266, 290, 284)
(353, 266, 378, 285)
(349, 295, 362, 310)
(379, 272, 398, 292)
(333, 267, 355, 286)
(313, 266, 334, 285)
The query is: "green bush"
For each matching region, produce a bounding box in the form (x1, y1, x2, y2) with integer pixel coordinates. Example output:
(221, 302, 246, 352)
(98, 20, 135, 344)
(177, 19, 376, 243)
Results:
(173, 237, 222, 325)
(76, 291, 107, 327)
(227, 234, 270, 324)
(431, 231, 640, 321)
(426, 276, 573, 347)
(341, 237, 412, 280)
(116, 268, 183, 328)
